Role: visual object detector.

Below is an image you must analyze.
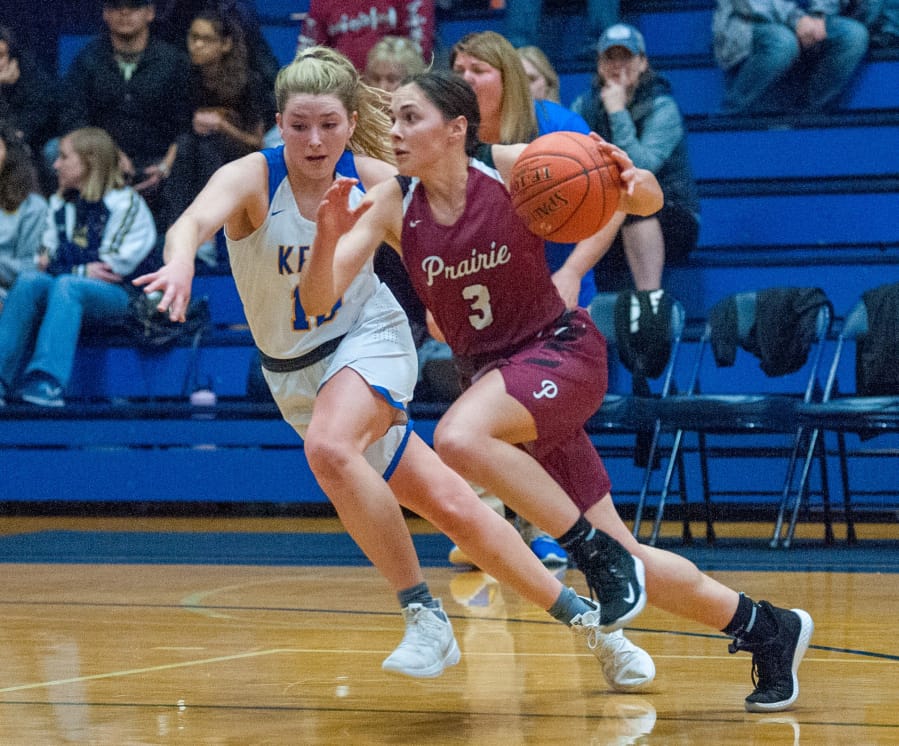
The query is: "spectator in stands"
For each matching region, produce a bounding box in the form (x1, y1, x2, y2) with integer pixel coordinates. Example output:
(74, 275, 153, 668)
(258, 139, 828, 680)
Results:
(505, 0, 619, 58)
(572, 24, 699, 292)
(363, 35, 427, 93)
(0, 127, 156, 407)
(296, 1, 435, 71)
(0, 5, 61, 76)
(362, 35, 430, 349)
(56, 0, 191, 211)
(159, 8, 272, 270)
(152, 0, 282, 88)
(713, 0, 869, 116)
(517, 44, 560, 103)
(0, 25, 58, 168)
(0, 125, 47, 310)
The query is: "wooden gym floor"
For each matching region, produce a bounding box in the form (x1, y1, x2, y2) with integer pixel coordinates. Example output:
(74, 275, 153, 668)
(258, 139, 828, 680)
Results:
(1, 516, 897, 744)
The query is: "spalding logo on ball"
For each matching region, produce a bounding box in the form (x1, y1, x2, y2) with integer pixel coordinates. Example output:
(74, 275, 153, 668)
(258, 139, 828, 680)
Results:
(510, 131, 621, 243)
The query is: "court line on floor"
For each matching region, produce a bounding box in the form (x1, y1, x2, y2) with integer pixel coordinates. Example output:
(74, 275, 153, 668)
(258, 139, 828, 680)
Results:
(0, 649, 292, 694)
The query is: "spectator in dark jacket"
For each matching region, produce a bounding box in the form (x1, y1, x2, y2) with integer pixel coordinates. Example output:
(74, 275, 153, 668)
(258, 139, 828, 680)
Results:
(152, 0, 281, 90)
(157, 8, 271, 270)
(0, 25, 57, 158)
(572, 24, 700, 292)
(56, 0, 191, 211)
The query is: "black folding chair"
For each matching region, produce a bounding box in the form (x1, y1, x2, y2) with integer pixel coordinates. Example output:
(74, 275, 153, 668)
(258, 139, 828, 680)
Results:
(789, 289, 899, 547)
(587, 291, 688, 539)
(644, 288, 832, 547)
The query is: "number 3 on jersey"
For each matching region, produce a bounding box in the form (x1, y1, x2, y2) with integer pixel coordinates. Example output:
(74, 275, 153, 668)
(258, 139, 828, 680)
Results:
(463, 283, 493, 330)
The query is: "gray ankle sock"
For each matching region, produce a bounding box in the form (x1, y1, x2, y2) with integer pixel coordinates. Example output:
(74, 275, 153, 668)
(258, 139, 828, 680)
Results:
(548, 586, 593, 625)
(398, 582, 446, 620)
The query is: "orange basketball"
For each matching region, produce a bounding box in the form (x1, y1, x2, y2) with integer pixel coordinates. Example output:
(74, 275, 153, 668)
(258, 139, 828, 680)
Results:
(509, 131, 621, 243)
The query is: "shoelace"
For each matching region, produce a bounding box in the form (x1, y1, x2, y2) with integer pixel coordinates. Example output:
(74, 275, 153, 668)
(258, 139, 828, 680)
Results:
(750, 658, 763, 689)
(399, 606, 443, 646)
(732, 636, 781, 693)
(572, 608, 602, 649)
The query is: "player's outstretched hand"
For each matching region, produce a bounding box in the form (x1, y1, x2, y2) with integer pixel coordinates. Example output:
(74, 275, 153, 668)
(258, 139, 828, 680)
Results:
(315, 177, 373, 249)
(132, 257, 195, 323)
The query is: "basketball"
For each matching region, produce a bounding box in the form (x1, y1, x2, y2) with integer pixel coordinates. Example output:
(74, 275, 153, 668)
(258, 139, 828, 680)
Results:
(509, 132, 621, 243)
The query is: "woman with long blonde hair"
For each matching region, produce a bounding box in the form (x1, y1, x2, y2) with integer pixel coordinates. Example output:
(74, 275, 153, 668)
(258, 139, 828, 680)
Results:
(0, 126, 156, 407)
(517, 44, 560, 103)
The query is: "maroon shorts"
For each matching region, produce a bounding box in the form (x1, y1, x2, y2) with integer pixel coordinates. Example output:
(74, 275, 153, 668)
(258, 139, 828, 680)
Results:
(470, 308, 613, 512)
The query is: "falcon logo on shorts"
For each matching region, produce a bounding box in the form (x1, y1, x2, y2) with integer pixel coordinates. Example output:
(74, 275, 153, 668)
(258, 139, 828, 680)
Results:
(533, 379, 558, 399)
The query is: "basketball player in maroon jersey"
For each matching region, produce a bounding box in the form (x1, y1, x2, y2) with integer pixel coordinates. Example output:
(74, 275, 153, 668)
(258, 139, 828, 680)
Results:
(305, 70, 814, 713)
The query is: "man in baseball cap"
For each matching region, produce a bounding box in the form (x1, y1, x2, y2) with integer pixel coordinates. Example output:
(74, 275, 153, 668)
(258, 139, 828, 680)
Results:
(571, 21, 701, 294)
(595, 23, 646, 56)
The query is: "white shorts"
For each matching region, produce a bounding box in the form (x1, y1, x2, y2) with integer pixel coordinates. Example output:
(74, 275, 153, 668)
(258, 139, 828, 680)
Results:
(263, 282, 418, 476)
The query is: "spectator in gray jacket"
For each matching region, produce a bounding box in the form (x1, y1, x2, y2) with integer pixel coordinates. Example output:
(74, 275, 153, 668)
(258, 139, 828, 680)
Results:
(0, 125, 46, 310)
(572, 24, 700, 292)
(713, 0, 869, 116)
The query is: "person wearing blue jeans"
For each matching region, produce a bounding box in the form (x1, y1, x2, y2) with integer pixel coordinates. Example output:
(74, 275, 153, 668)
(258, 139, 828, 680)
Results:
(713, 0, 869, 115)
(0, 128, 156, 407)
(0, 272, 135, 405)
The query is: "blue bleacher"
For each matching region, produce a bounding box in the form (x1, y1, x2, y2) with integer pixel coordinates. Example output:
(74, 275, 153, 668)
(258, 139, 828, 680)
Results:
(5, 0, 895, 510)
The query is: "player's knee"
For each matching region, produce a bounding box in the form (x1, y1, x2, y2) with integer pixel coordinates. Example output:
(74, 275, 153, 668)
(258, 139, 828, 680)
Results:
(430, 483, 486, 535)
(303, 432, 352, 482)
(432, 419, 474, 471)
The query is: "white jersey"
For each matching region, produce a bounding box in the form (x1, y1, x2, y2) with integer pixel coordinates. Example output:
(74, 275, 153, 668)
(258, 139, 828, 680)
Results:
(226, 147, 380, 361)
(225, 148, 417, 476)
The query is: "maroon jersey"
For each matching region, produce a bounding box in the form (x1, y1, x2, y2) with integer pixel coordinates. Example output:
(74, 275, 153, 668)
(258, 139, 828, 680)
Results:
(399, 158, 566, 361)
(297, 1, 435, 71)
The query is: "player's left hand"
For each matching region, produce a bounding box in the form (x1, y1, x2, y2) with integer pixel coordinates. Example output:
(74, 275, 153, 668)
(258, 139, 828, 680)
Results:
(589, 134, 637, 196)
(315, 177, 373, 248)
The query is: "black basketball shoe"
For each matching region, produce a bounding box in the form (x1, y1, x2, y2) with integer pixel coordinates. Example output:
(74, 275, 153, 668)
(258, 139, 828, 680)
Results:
(729, 601, 814, 712)
(570, 530, 646, 631)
